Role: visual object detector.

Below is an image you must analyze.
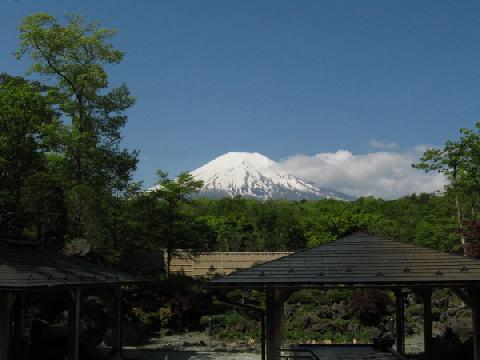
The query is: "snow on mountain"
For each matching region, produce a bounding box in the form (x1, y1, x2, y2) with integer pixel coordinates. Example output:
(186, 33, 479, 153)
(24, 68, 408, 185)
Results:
(189, 152, 352, 201)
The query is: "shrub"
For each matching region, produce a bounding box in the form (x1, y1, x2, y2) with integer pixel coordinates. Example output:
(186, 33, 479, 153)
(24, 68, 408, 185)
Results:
(351, 289, 391, 324)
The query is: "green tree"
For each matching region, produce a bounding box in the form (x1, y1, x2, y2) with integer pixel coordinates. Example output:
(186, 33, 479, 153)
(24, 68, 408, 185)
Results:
(0, 73, 58, 241)
(152, 171, 214, 274)
(413, 123, 480, 249)
(21, 172, 68, 250)
(116, 191, 164, 255)
(413, 140, 465, 245)
(16, 13, 138, 240)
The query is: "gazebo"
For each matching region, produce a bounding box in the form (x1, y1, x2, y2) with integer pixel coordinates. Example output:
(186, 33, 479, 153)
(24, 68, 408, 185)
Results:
(0, 240, 138, 360)
(211, 232, 480, 360)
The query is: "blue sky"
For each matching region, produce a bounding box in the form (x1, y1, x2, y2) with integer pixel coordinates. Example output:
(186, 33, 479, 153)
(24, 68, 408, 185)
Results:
(2, 0, 479, 194)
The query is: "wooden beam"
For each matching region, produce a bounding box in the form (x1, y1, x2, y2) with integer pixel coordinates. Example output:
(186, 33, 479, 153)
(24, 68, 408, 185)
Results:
(422, 289, 433, 360)
(13, 293, 26, 360)
(265, 288, 286, 360)
(0, 292, 16, 360)
(394, 290, 405, 355)
(68, 289, 81, 360)
(111, 287, 123, 360)
(261, 315, 266, 360)
(473, 288, 480, 360)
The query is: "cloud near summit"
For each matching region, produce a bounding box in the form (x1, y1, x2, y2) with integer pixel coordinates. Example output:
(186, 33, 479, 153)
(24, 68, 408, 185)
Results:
(280, 147, 448, 199)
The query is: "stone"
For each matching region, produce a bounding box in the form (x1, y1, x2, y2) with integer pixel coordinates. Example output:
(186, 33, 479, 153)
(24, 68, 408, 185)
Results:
(447, 307, 458, 317)
(331, 302, 348, 319)
(317, 305, 333, 319)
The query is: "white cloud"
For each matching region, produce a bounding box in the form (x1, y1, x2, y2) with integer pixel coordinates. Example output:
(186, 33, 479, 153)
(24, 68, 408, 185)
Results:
(368, 140, 399, 150)
(280, 148, 447, 199)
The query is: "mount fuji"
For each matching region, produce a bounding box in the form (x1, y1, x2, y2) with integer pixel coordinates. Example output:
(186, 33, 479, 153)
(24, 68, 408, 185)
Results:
(189, 152, 352, 201)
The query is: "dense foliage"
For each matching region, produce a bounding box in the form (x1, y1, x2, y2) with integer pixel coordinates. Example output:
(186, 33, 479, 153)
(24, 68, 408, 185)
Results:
(182, 193, 460, 253)
(5, 13, 139, 259)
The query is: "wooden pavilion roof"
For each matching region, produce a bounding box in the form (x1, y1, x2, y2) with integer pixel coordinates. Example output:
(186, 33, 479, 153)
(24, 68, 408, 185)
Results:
(0, 243, 137, 291)
(210, 232, 480, 288)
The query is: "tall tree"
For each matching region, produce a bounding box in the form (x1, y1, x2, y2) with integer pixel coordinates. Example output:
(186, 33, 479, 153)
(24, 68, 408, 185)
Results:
(413, 123, 480, 250)
(0, 73, 58, 241)
(16, 13, 138, 240)
(21, 172, 68, 250)
(152, 171, 214, 275)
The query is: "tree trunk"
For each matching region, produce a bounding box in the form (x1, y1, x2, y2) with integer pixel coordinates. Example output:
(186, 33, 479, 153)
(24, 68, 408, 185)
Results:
(455, 192, 465, 246)
(166, 248, 172, 277)
(452, 168, 466, 253)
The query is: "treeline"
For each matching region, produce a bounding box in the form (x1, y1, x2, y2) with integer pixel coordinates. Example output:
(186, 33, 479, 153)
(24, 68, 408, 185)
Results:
(117, 192, 460, 257)
(188, 193, 460, 253)
(111, 183, 462, 265)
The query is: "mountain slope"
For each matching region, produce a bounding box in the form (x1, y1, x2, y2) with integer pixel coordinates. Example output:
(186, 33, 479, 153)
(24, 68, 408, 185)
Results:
(189, 152, 352, 200)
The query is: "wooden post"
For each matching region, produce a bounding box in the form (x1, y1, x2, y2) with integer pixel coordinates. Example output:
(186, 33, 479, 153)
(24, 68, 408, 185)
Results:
(261, 314, 266, 360)
(265, 288, 285, 360)
(394, 289, 405, 355)
(423, 289, 433, 360)
(0, 292, 16, 360)
(473, 288, 480, 360)
(68, 289, 81, 360)
(13, 293, 26, 360)
(111, 287, 123, 360)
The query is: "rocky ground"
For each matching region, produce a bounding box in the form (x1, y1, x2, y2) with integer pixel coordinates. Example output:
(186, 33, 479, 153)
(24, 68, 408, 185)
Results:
(123, 350, 260, 360)
(118, 331, 427, 360)
(118, 332, 260, 360)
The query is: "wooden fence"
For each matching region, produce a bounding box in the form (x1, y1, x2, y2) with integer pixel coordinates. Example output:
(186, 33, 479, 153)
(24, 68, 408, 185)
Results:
(169, 251, 293, 277)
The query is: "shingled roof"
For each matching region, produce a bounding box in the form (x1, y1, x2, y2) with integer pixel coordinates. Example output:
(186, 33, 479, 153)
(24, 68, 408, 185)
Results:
(0, 244, 137, 290)
(210, 232, 480, 288)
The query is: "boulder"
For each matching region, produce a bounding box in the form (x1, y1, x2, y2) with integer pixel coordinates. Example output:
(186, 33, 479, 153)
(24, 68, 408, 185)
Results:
(331, 302, 348, 319)
(317, 305, 333, 319)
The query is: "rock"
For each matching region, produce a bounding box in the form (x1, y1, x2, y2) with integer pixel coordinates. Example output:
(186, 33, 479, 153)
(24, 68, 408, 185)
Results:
(347, 321, 360, 334)
(317, 305, 333, 319)
(331, 302, 348, 319)
(404, 322, 414, 335)
(369, 327, 382, 339)
(447, 307, 458, 316)
(440, 311, 448, 323)
(64, 237, 91, 256)
(407, 293, 420, 305)
(285, 303, 299, 319)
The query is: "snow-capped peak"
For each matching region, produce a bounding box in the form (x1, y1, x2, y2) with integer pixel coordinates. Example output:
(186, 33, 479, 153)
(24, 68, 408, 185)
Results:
(189, 152, 351, 200)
